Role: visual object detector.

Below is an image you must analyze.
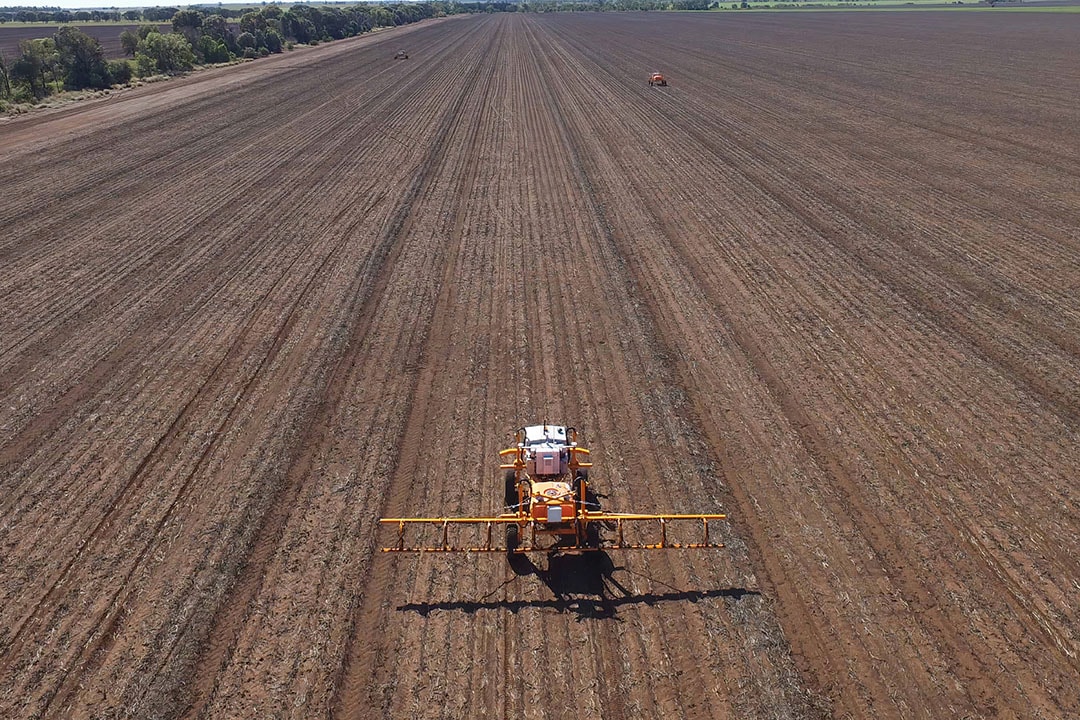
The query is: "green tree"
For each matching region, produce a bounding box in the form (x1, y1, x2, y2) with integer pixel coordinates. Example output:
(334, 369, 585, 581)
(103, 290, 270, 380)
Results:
(120, 29, 140, 57)
(11, 38, 59, 99)
(202, 14, 230, 40)
(239, 10, 267, 34)
(372, 7, 395, 27)
(135, 52, 157, 76)
(322, 7, 347, 38)
(263, 30, 283, 53)
(286, 5, 324, 40)
(54, 27, 110, 90)
(204, 14, 238, 54)
(279, 10, 312, 43)
(143, 7, 179, 22)
(136, 32, 195, 74)
(0, 52, 11, 99)
(195, 35, 230, 63)
(108, 58, 132, 84)
(171, 9, 204, 45)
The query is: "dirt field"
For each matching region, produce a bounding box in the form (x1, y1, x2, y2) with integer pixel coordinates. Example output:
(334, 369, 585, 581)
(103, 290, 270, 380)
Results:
(0, 24, 169, 61)
(2, 11, 1079, 719)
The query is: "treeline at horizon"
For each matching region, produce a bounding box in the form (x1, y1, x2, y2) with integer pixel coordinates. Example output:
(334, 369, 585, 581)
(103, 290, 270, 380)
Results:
(1, 5, 444, 23)
(0, 1, 465, 107)
(2, 0, 714, 24)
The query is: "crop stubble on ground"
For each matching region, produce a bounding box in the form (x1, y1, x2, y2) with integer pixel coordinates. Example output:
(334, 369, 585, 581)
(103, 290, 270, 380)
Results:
(1, 12, 1078, 720)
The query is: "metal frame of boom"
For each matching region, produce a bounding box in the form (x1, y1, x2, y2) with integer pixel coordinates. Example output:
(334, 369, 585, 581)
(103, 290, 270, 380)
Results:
(380, 512, 727, 553)
(379, 425, 726, 555)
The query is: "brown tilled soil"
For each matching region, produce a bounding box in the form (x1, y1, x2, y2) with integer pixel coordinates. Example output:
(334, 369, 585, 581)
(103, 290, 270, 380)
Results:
(2, 12, 1079, 720)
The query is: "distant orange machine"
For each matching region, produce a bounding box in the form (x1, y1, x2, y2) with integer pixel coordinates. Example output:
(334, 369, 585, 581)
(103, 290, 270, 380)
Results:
(649, 72, 667, 87)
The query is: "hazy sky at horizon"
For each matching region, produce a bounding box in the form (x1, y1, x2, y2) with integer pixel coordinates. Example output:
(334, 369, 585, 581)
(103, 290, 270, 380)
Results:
(15, 1, 262, 9)
(19, 2, 213, 8)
